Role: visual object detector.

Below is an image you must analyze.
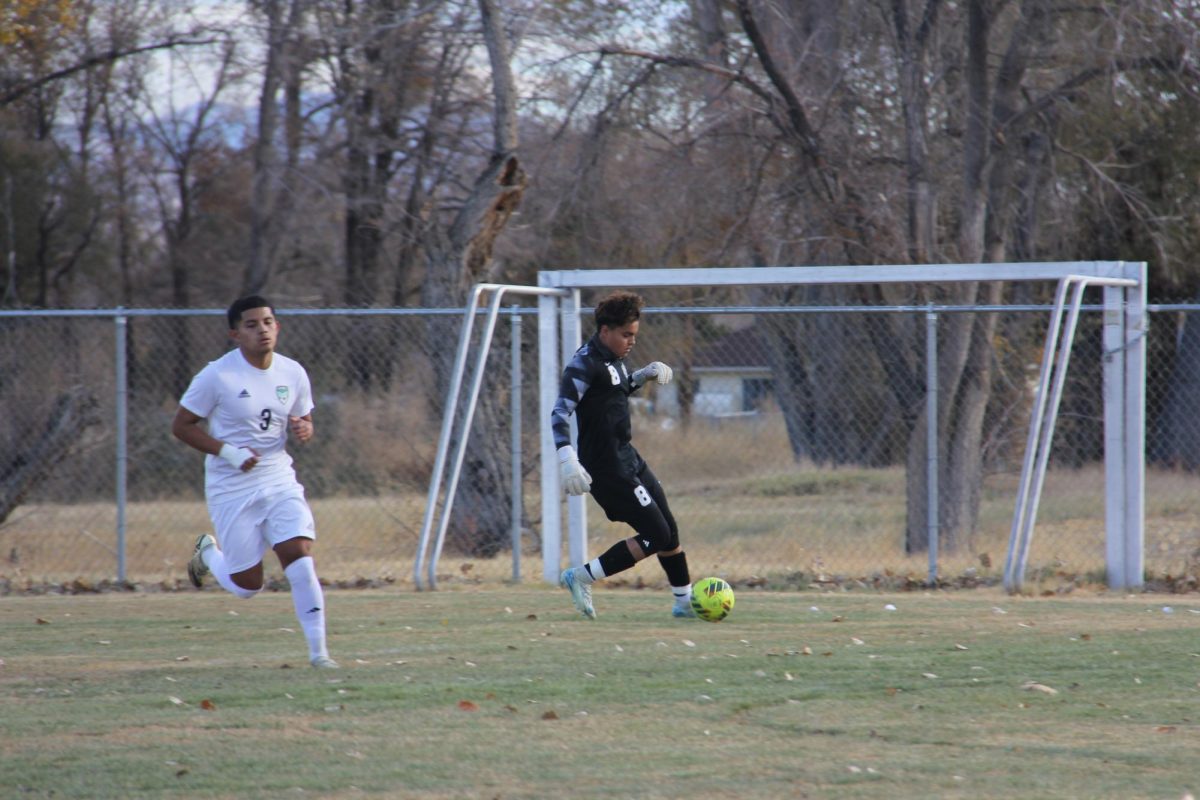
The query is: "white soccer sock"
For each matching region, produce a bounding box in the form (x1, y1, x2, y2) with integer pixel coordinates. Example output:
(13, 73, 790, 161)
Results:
(582, 559, 603, 583)
(671, 584, 691, 607)
(284, 556, 329, 661)
(203, 545, 259, 599)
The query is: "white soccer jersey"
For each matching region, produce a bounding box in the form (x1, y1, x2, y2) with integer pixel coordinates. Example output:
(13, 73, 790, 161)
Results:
(180, 348, 315, 501)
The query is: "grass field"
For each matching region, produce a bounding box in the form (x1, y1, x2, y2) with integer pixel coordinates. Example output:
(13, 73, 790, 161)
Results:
(3, 586, 1200, 799)
(9, 461, 1200, 589)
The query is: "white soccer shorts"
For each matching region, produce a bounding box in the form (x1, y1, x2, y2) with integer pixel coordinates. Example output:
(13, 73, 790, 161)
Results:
(207, 484, 316, 574)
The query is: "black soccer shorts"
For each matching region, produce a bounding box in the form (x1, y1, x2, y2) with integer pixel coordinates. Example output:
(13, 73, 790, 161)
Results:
(589, 461, 680, 554)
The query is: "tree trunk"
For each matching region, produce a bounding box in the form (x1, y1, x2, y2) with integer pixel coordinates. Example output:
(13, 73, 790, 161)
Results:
(0, 388, 98, 526)
(420, 0, 527, 558)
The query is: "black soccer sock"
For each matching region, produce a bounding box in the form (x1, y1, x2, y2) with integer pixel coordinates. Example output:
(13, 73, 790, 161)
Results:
(587, 541, 638, 580)
(658, 550, 690, 589)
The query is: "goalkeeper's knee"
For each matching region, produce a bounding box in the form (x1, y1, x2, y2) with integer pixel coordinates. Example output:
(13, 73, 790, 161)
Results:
(630, 519, 673, 556)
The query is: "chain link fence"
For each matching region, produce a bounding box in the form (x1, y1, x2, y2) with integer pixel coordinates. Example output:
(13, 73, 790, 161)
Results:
(2, 301, 1199, 593)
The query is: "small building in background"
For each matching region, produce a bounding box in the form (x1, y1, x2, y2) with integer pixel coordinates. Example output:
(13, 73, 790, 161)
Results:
(652, 326, 774, 418)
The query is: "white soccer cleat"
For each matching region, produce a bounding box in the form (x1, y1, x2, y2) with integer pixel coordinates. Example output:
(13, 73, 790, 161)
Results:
(559, 567, 596, 619)
(310, 655, 340, 669)
(187, 534, 215, 588)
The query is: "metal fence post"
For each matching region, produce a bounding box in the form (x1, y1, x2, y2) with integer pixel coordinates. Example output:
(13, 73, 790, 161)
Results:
(115, 311, 128, 581)
(510, 304, 522, 582)
(926, 306, 938, 585)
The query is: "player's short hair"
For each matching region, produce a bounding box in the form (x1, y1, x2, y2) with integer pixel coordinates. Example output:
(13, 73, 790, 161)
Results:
(594, 291, 644, 330)
(227, 295, 274, 329)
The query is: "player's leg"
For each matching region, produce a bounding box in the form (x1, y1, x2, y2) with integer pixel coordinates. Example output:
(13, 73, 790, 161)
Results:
(197, 494, 268, 599)
(638, 463, 693, 617)
(266, 487, 336, 668)
(560, 479, 675, 618)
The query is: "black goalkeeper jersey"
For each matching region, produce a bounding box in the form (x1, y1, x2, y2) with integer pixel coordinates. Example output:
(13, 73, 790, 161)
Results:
(551, 333, 645, 480)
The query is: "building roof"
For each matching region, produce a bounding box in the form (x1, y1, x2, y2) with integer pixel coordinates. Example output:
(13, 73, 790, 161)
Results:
(692, 326, 773, 370)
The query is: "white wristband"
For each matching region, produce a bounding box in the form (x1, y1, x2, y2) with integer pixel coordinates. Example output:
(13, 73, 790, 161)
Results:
(219, 443, 254, 469)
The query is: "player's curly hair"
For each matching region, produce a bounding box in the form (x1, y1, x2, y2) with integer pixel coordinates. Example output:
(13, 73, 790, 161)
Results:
(594, 291, 644, 330)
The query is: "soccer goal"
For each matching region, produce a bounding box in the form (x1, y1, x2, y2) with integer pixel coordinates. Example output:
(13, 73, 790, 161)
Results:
(532, 263, 1146, 593)
(416, 262, 1145, 592)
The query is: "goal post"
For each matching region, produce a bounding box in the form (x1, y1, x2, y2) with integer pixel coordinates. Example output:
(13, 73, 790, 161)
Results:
(536, 262, 1147, 591)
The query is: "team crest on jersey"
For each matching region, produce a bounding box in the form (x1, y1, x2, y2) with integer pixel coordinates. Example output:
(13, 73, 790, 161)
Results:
(275, 385, 289, 404)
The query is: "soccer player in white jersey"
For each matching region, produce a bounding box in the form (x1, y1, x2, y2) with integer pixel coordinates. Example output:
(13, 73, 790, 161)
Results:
(171, 295, 337, 669)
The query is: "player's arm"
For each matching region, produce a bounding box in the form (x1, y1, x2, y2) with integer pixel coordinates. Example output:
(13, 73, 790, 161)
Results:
(289, 369, 315, 444)
(630, 361, 674, 389)
(551, 354, 593, 496)
(288, 413, 314, 443)
(171, 407, 259, 471)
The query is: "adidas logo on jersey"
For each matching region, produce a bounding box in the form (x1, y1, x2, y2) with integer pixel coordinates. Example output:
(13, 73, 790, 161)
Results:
(238, 389, 251, 398)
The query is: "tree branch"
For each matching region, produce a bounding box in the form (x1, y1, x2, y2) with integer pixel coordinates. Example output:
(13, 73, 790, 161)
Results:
(0, 34, 224, 108)
(1004, 55, 1190, 134)
(732, 0, 821, 161)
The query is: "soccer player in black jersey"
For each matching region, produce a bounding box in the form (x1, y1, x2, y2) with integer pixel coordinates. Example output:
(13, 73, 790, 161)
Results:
(551, 291, 693, 619)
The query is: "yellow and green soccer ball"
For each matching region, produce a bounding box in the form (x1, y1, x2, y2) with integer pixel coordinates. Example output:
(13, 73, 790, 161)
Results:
(690, 577, 735, 622)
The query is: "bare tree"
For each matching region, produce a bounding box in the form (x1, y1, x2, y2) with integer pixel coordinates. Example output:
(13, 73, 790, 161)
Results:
(419, 0, 527, 556)
(243, 0, 315, 295)
(532, 0, 1197, 557)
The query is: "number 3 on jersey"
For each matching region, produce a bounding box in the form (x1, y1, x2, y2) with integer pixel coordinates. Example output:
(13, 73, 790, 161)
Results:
(260, 408, 272, 431)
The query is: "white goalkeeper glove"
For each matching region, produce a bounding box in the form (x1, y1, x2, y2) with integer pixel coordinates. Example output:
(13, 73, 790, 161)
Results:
(633, 361, 674, 386)
(218, 443, 256, 471)
(557, 446, 592, 496)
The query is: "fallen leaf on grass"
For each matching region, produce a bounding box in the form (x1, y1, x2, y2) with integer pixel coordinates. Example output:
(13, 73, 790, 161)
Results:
(457, 700, 479, 711)
(35, 618, 49, 625)
(1021, 681, 1058, 695)
(541, 710, 558, 720)
(1156, 725, 1177, 733)
(200, 699, 215, 711)
(953, 644, 969, 651)
(922, 673, 938, 680)
(168, 696, 185, 706)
